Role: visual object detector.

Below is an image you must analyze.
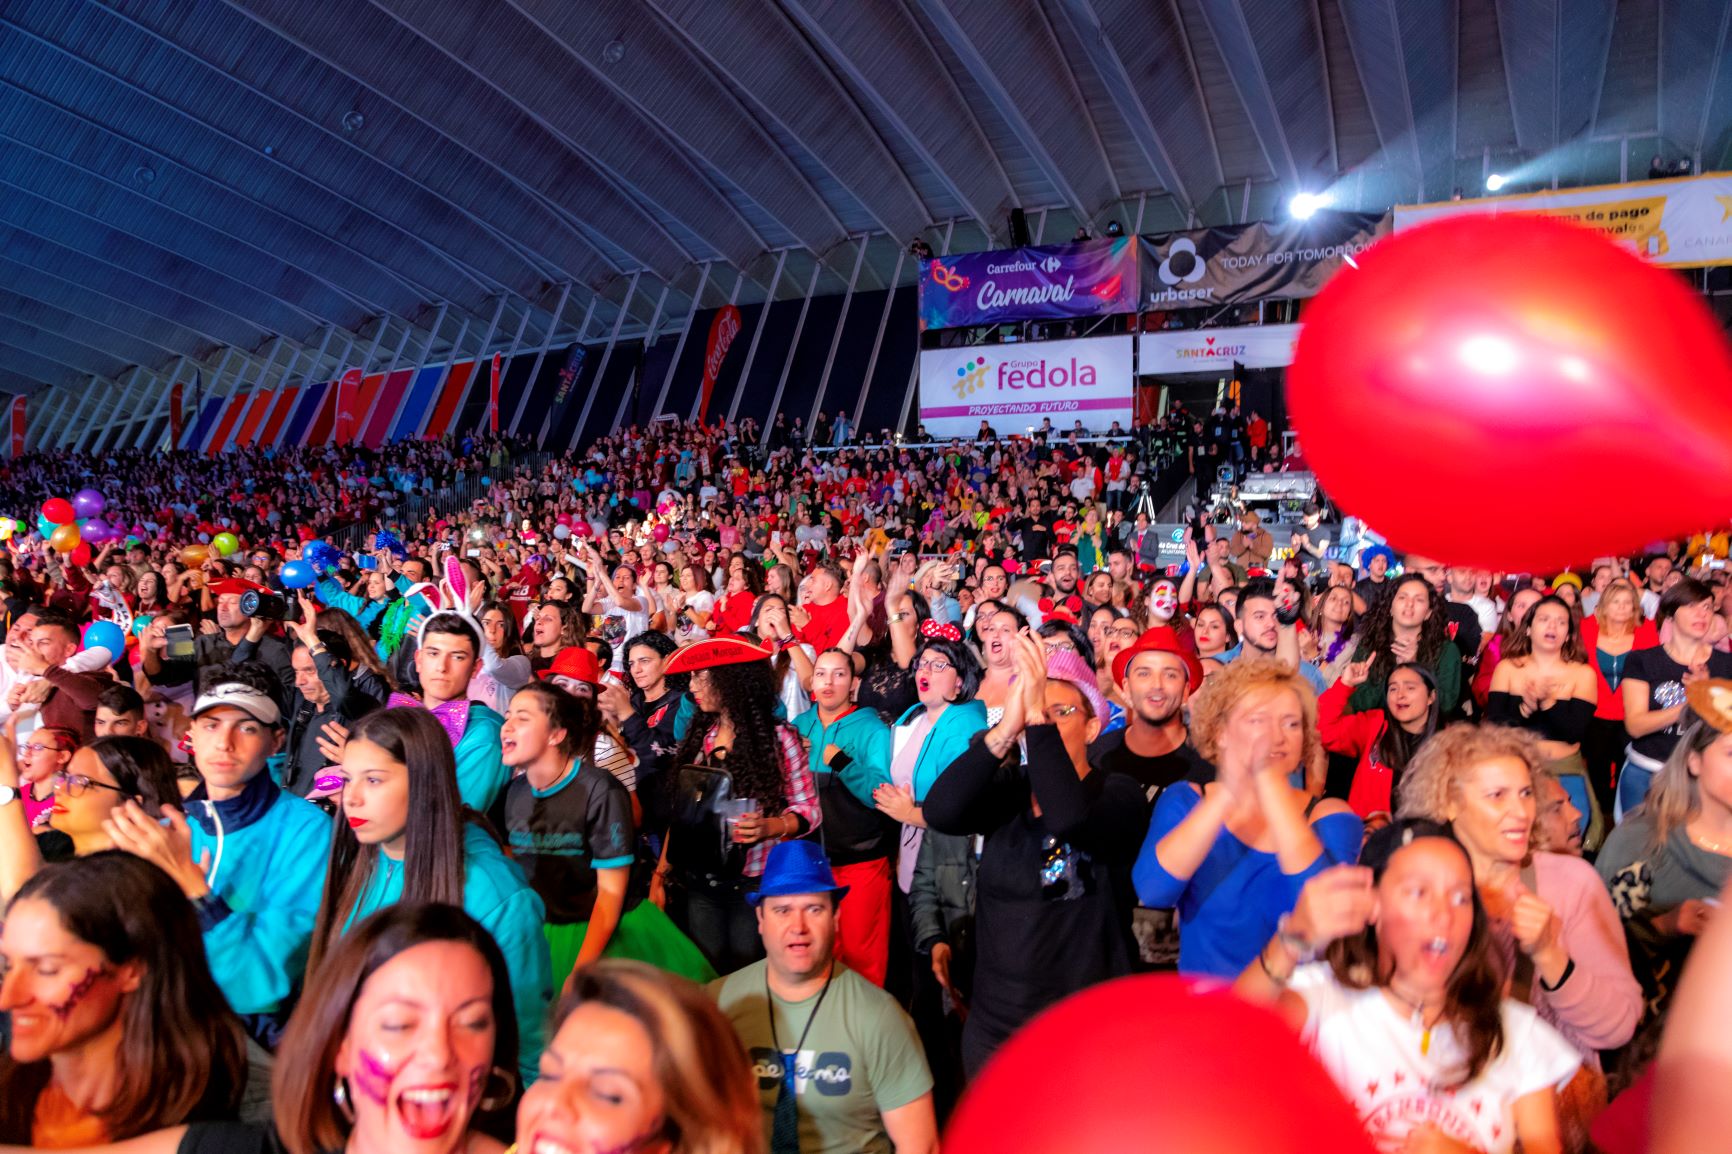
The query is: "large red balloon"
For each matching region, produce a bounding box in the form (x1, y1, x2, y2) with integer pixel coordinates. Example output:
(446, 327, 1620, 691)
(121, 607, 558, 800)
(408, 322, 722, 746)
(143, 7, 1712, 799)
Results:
(1288, 214, 1732, 572)
(944, 976, 1375, 1154)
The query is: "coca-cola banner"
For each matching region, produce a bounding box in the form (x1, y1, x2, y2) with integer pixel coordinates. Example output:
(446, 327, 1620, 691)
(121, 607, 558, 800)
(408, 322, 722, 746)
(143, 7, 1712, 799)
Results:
(9, 396, 24, 458)
(918, 238, 1141, 331)
(1141, 212, 1385, 310)
(698, 304, 742, 422)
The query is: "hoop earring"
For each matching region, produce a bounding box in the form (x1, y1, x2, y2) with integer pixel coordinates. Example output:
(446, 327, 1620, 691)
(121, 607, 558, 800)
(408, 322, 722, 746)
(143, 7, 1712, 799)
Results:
(333, 1078, 356, 1123)
(478, 1065, 518, 1112)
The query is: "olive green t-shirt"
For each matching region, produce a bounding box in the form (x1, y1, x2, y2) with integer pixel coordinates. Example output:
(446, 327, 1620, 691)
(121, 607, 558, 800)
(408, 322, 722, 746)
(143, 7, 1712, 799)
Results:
(712, 960, 932, 1154)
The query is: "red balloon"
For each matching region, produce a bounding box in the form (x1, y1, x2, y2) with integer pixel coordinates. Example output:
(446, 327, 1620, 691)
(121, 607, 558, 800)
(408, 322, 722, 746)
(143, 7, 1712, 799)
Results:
(572, 521, 593, 538)
(946, 976, 1374, 1154)
(1288, 213, 1732, 572)
(651, 524, 671, 543)
(68, 542, 92, 567)
(41, 497, 74, 525)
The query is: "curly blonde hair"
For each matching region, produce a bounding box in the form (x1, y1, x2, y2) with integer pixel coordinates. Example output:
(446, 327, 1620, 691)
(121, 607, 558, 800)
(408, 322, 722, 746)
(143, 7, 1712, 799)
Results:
(1396, 723, 1545, 822)
(1187, 656, 1325, 786)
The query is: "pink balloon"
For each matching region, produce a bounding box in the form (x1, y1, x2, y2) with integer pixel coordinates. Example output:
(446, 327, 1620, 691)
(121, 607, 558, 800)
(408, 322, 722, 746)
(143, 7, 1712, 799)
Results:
(651, 524, 671, 543)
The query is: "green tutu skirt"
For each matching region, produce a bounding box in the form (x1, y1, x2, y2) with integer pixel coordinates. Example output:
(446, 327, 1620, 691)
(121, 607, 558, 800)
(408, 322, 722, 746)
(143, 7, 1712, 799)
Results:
(545, 901, 718, 988)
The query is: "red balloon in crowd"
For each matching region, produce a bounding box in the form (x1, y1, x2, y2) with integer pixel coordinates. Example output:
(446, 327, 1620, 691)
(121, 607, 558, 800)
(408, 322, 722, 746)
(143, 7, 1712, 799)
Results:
(41, 497, 74, 525)
(68, 542, 92, 567)
(944, 976, 1375, 1154)
(572, 521, 593, 538)
(1288, 213, 1732, 572)
(651, 523, 671, 543)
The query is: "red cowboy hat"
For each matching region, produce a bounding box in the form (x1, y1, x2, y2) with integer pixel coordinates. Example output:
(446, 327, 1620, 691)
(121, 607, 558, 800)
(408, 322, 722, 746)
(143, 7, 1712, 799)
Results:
(664, 636, 774, 675)
(205, 578, 271, 598)
(540, 646, 602, 686)
(1112, 626, 1205, 691)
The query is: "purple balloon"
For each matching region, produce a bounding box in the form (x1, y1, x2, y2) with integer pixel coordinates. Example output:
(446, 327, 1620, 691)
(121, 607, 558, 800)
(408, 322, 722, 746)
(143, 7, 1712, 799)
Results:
(71, 489, 105, 518)
(81, 517, 113, 543)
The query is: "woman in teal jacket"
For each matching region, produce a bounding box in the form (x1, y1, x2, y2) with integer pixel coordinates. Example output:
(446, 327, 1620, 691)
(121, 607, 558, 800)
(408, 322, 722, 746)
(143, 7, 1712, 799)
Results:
(306, 707, 552, 1088)
(793, 649, 898, 984)
(878, 626, 989, 896)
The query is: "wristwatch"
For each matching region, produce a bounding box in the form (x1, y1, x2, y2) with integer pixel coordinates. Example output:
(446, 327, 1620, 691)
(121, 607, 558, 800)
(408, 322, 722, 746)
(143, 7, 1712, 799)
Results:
(0, 784, 17, 807)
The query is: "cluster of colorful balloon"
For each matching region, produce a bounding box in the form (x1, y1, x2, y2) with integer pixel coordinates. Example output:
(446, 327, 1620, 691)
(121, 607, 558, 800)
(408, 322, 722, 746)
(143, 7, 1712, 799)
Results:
(34, 489, 113, 565)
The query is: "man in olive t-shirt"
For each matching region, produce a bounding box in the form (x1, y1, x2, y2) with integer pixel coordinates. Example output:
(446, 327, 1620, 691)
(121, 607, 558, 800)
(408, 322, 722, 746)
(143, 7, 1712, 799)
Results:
(711, 842, 937, 1154)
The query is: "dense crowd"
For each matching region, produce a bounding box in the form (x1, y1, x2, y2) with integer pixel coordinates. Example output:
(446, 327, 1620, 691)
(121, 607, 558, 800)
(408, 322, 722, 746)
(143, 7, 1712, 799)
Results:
(0, 410, 1725, 1154)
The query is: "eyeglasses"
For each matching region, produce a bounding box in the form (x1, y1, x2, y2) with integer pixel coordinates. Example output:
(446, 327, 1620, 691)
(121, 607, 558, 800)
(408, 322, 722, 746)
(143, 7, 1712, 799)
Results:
(1041, 641, 1077, 655)
(1049, 703, 1083, 719)
(18, 743, 66, 757)
(914, 658, 953, 673)
(1105, 626, 1142, 640)
(51, 771, 130, 799)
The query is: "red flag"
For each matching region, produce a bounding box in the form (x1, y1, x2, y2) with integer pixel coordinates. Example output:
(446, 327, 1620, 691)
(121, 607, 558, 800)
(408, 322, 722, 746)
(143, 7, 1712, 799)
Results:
(169, 380, 185, 448)
(699, 305, 742, 423)
(489, 353, 502, 433)
(10, 396, 24, 458)
(334, 368, 363, 442)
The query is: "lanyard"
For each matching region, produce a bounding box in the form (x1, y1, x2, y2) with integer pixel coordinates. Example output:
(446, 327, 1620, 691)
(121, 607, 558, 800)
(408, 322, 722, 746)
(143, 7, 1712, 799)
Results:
(766, 963, 835, 1087)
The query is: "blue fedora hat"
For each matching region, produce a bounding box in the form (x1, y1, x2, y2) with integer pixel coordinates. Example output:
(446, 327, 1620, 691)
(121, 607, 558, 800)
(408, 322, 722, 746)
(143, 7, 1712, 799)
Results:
(747, 840, 849, 905)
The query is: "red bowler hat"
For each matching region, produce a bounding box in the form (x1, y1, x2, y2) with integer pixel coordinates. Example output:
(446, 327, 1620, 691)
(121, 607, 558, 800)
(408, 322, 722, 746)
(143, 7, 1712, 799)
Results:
(540, 646, 601, 686)
(1112, 626, 1205, 691)
(664, 636, 774, 675)
(205, 577, 271, 597)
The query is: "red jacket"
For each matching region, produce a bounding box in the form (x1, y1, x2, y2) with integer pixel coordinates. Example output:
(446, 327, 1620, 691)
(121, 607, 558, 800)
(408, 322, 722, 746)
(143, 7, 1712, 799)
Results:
(1318, 680, 1397, 819)
(1580, 616, 1658, 721)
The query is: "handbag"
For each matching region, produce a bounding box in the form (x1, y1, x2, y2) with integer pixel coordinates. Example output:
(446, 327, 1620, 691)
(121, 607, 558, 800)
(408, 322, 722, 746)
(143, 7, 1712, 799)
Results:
(668, 762, 745, 877)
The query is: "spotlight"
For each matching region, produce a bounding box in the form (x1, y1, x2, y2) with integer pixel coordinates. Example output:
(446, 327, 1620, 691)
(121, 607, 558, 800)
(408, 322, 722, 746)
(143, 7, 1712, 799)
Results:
(1289, 191, 1332, 220)
(602, 38, 626, 64)
(341, 110, 365, 134)
(1486, 173, 1507, 192)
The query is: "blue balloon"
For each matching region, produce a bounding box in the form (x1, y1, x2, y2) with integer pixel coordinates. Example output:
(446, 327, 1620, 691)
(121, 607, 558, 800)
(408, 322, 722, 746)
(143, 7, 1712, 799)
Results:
(82, 620, 125, 657)
(281, 560, 316, 589)
(35, 513, 55, 539)
(481, 476, 493, 487)
(132, 614, 154, 638)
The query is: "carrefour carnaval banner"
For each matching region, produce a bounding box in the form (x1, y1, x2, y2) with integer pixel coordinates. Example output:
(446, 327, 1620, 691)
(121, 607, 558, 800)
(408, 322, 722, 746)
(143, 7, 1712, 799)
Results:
(918, 238, 1141, 331)
(918, 334, 1134, 438)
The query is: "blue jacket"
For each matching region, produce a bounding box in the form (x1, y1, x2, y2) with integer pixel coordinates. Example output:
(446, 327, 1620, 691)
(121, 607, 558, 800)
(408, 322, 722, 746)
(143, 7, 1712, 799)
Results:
(315, 577, 391, 634)
(454, 703, 509, 813)
(892, 699, 989, 801)
(791, 705, 893, 805)
(348, 823, 552, 1086)
(188, 773, 333, 1031)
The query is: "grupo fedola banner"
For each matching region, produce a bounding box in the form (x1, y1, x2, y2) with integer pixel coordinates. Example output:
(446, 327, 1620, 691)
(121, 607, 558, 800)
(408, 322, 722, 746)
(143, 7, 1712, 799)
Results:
(919, 238, 1140, 331)
(918, 335, 1133, 437)
(1139, 323, 1302, 374)
(1393, 172, 1732, 266)
(1141, 212, 1383, 309)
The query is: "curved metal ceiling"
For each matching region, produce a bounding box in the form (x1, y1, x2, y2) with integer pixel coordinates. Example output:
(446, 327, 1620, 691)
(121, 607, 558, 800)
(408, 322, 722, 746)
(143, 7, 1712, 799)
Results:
(2, 0, 1728, 416)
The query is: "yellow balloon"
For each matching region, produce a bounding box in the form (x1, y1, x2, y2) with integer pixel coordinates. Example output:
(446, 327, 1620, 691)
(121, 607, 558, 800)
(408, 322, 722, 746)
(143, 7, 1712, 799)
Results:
(48, 522, 81, 554)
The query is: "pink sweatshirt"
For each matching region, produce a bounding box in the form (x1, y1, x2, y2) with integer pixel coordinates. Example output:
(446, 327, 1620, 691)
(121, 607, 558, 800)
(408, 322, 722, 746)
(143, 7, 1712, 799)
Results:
(1492, 851, 1642, 1064)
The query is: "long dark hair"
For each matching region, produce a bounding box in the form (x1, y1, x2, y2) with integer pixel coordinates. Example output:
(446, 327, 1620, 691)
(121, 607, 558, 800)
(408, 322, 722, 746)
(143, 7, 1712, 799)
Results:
(673, 659, 789, 811)
(478, 598, 525, 659)
(1352, 574, 1451, 685)
(85, 736, 181, 817)
(0, 853, 247, 1141)
(1372, 662, 1441, 786)
(308, 708, 467, 973)
(1502, 594, 1588, 664)
(511, 681, 603, 764)
(275, 904, 518, 1154)
(1324, 820, 1505, 1088)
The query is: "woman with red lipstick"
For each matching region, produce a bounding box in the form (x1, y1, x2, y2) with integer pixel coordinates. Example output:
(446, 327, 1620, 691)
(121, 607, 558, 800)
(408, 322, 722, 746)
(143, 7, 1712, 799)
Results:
(0, 852, 250, 1144)
(310, 708, 552, 1089)
(1236, 820, 1580, 1154)
(519, 960, 762, 1154)
(1397, 726, 1642, 1078)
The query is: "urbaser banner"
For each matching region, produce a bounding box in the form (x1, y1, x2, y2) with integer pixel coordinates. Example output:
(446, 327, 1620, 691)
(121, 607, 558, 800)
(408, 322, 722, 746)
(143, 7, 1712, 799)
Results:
(919, 238, 1140, 331)
(1140, 212, 1384, 310)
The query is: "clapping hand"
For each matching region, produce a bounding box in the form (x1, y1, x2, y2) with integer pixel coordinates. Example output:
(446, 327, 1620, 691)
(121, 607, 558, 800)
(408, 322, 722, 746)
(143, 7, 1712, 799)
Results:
(1285, 865, 1377, 951)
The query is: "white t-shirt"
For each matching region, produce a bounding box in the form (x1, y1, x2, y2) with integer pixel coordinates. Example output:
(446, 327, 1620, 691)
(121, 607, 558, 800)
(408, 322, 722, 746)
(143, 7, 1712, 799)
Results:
(1291, 964, 1579, 1154)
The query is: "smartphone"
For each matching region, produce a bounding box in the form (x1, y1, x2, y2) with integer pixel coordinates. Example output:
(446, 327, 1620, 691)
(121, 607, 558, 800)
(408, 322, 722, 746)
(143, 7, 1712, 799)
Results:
(467, 548, 481, 558)
(165, 623, 196, 660)
(357, 555, 377, 571)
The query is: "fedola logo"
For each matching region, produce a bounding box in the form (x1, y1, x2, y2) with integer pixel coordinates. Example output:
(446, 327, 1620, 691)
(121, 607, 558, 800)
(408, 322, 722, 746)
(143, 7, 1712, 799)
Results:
(953, 357, 990, 398)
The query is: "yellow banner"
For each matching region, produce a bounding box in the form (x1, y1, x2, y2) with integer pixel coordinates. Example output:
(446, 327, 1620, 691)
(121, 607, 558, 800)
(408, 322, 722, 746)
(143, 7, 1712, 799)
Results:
(1393, 173, 1732, 267)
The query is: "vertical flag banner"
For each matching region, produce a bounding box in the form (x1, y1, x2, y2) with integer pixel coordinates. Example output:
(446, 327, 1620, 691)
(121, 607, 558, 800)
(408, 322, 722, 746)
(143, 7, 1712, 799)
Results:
(333, 367, 364, 443)
(489, 352, 502, 433)
(169, 379, 185, 448)
(10, 396, 24, 458)
(552, 343, 586, 406)
(699, 304, 742, 423)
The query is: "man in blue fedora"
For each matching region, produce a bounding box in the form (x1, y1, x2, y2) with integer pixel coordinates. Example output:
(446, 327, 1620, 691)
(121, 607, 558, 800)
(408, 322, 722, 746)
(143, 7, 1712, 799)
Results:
(711, 841, 937, 1154)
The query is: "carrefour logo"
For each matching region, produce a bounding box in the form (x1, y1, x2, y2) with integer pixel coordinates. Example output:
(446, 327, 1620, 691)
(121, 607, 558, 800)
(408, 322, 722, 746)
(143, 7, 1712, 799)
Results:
(953, 357, 990, 398)
(1041, 255, 1062, 273)
(1150, 237, 1215, 304)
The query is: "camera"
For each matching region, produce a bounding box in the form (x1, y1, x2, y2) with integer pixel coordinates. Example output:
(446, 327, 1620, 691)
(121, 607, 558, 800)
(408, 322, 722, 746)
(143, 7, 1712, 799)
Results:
(240, 589, 290, 620)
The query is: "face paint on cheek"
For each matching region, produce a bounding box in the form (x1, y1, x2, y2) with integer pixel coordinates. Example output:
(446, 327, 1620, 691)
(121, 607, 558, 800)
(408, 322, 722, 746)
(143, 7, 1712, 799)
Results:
(50, 966, 112, 1020)
(352, 1049, 400, 1106)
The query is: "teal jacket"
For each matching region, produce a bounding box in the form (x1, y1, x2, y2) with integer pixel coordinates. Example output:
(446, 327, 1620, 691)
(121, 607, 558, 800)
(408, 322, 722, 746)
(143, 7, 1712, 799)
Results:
(893, 699, 990, 801)
(348, 823, 552, 1086)
(188, 776, 333, 1024)
(792, 705, 893, 806)
(454, 703, 509, 813)
(315, 577, 391, 634)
